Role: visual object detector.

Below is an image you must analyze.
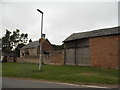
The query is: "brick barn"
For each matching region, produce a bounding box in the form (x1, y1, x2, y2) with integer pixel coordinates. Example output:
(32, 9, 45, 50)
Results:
(19, 39, 64, 65)
(63, 27, 120, 69)
(20, 39, 54, 57)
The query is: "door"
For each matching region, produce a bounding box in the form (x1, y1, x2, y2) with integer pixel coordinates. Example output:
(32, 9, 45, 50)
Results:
(65, 49, 75, 65)
(76, 47, 90, 66)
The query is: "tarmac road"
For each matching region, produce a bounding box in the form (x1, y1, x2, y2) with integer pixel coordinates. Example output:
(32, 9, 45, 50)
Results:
(2, 77, 112, 89)
(2, 77, 86, 88)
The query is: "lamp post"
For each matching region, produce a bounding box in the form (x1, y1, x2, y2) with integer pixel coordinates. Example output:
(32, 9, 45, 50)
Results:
(37, 9, 43, 71)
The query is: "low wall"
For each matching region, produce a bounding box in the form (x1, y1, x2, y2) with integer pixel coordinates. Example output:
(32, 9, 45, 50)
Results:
(17, 56, 39, 64)
(48, 50, 64, 65)
(17, 50, 64, 65)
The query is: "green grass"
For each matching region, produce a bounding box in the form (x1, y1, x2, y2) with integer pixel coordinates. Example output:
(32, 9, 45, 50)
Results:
(2, 63, 119, 85)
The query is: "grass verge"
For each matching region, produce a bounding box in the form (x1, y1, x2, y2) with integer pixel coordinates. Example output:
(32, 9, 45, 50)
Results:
(2, 63, 119, 85)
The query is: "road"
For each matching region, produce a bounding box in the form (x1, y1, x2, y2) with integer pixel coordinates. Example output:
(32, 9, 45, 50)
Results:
(2, 77, 87, 88)
(2, 77, 112, 89)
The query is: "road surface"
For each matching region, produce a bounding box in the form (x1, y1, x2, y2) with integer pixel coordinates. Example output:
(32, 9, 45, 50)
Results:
(2, 77, 87, 88)
(2, 77, 112, 89)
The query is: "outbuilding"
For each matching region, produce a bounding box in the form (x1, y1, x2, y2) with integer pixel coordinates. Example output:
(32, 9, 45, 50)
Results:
(63, 26, 120, 69)
(20, 39, 54, 57)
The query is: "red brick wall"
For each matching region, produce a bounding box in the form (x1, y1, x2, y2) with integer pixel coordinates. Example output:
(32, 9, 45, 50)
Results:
(44, 50, 64, 65)
(18, 50, 64, 65)
(49, 50, 64, 64)
(89, 35, 119, 69)
(42, 39, 54, 52)
(118, 35, 120, 69)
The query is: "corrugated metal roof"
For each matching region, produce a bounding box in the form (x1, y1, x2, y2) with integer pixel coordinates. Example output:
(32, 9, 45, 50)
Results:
(21, 41, 39, 49)
(64, 26, 120, 42)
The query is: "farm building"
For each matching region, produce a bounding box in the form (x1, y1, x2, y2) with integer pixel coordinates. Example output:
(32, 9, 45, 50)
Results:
(19, 39, 64, 64)
(63, 26, 120, 69)
(20, 39, 54, 57)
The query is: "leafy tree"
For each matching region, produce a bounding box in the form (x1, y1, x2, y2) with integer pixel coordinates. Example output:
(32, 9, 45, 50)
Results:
(2, 29, 28, 56)
(2, 30, 12, 52)
(10, 29, 20, 49)
(52, 44, 64, 50)
(15, 43, 26, 57)
(20, 33, 28, 44)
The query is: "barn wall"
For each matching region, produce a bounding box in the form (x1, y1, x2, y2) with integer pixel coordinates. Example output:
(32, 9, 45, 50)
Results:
(45, 50, 64, 65)
(42, 40, 54, 52)
(64, 39, 90, 66)
(28, 48, 38, 56)
(20, 48, 38, 57)
(89, 35, 119, 69)
(20, 39, 54, 57)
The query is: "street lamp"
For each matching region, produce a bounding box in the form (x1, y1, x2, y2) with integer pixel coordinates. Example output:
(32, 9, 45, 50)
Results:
(37, 9, 43, 71)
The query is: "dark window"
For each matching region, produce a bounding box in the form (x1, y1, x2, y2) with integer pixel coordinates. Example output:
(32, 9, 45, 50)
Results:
(22, 53, 24, 56)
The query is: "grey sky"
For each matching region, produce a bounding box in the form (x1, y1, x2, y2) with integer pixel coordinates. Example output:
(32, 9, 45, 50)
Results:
(1, 0, 118, 45)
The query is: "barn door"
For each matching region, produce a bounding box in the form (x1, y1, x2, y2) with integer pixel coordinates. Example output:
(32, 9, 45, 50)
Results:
(65, 49, 75, 65)
(76, 47, 90, 66)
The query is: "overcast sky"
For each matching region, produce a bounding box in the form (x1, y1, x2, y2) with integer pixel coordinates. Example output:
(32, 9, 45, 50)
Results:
(1, 0, 119, 45)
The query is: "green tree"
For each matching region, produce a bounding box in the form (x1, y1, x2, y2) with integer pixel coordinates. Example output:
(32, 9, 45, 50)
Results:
(2, 29, 12, 52)
(10, 29, 20, 49)
(52, 44, 64, 50)
(20, 33, 28, 44)
(2, 29, 28, 56)
(15, 43, 26, 57)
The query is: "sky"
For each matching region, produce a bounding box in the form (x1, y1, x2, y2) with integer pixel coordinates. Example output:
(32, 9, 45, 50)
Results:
(0, 0, 119, 45)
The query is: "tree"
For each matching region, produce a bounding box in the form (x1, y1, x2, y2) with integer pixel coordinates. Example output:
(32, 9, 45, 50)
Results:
(29, 39, 32, 42)
(15, 43, 26, 57)
(2, 29, 28, 56)
(2, 30, 12, 52)
(10, 29, 20, 49)
(52, 44, 64, 50)
(20, 33, 28, 44)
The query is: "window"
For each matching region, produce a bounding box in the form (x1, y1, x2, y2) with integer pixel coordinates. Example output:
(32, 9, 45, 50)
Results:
(22, 53, 24, 56)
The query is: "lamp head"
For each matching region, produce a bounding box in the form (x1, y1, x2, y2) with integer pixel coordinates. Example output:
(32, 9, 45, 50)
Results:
(37, 9, 43, 14)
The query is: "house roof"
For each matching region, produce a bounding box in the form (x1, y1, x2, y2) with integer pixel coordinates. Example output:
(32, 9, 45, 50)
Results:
(64, 26, 120, 42)
(21, 39, 52, 49)
(21, 41, 39, 49)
